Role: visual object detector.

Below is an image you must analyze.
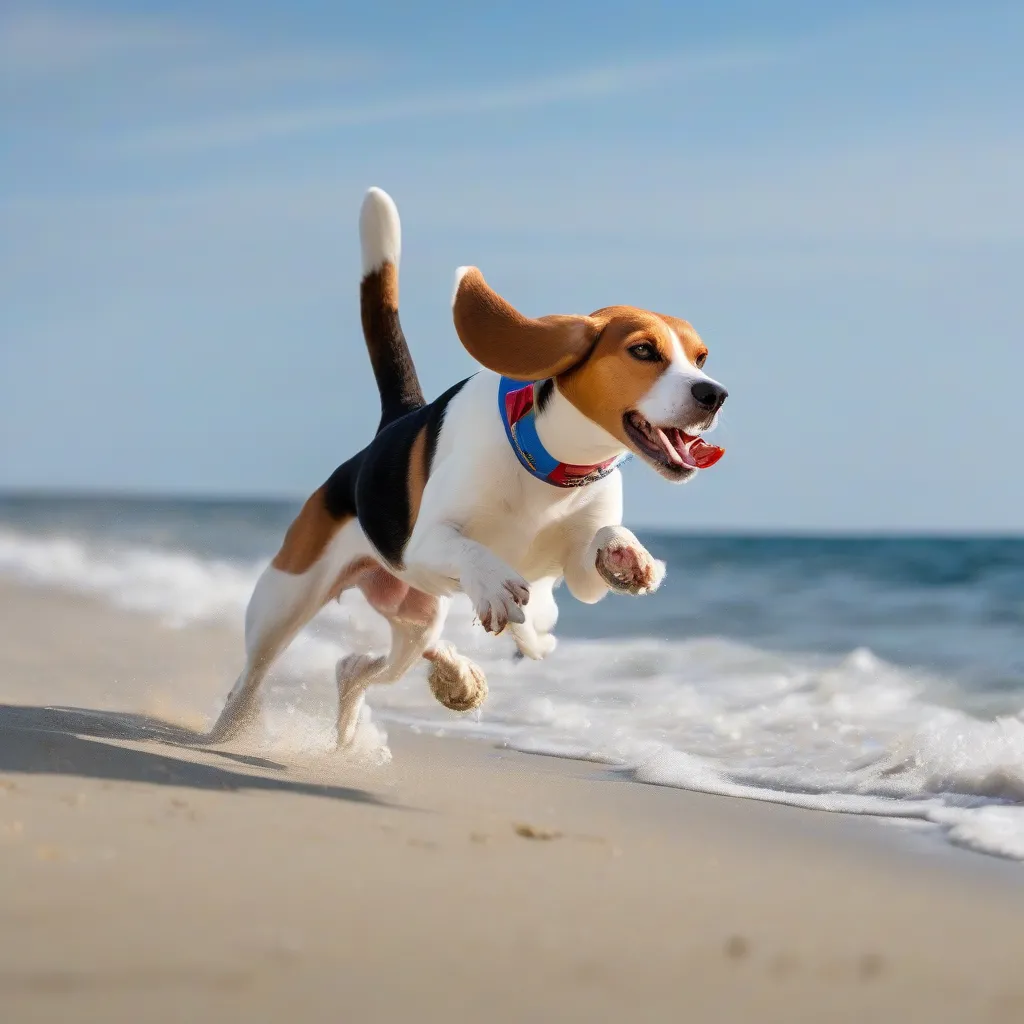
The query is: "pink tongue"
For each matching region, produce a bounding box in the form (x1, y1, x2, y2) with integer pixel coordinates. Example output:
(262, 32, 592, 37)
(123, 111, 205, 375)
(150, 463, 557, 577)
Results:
(655, 428, 725, 470)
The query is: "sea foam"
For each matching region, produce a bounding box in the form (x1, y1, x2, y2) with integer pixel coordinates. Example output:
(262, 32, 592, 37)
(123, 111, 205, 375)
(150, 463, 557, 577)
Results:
(3, 526, 1024, 862)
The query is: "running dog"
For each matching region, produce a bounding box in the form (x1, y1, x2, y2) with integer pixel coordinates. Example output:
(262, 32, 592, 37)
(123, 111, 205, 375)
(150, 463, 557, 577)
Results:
(209, 187, 728, 746)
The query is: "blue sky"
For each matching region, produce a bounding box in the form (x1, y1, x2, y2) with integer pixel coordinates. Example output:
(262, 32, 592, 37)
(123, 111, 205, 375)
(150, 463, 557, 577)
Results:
(1, 1, 1021, 531)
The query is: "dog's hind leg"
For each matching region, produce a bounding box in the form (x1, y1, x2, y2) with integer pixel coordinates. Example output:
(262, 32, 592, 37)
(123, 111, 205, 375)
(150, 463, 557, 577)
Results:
(207, 510, 371, 744)
(335, 598, 489, 745)
(423, 644, 488, 712)
(335, 585, 450, 747)
(207, 569, 323, 743)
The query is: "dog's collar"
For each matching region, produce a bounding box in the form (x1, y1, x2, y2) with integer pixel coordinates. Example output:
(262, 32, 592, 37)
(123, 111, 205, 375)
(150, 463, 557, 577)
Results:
(498, 377, 629, 488)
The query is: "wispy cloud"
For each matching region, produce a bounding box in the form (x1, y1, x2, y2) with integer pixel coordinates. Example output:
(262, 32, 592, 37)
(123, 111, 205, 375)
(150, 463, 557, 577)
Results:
(166, 51, 374, 93)
(1, 7, 782, 157)
(111, 47, 782, 154)
(0, 6, 370, 96)
(0, 7, 193, 77)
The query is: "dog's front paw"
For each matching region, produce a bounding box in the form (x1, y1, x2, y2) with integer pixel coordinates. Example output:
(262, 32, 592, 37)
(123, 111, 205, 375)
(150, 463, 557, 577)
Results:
(475, 576, 530, 633)
(463, 563, 530, 634)
(518, 631, 558, 660)
(595, 528, 665, 596)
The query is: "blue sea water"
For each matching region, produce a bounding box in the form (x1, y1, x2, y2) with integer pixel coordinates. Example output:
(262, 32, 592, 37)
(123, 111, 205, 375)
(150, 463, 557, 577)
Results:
(2, 493, 1024, 859)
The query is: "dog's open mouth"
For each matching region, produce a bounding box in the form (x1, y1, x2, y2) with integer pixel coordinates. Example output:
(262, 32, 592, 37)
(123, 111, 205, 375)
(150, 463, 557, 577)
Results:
(623, 412, 724, 472)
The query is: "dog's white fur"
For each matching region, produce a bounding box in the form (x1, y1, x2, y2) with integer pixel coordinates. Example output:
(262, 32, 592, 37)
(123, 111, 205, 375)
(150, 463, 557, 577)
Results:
(638, 326, 721, 432)
(359, 187, 401, 273)
(209, 188, 723, 747)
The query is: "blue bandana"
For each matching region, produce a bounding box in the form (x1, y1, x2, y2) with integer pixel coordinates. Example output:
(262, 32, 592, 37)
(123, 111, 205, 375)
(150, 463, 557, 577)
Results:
(498, 377, 629, 488)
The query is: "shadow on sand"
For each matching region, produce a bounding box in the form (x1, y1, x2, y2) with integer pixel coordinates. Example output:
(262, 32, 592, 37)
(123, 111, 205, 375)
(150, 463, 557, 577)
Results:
(0, 703, 391, 806)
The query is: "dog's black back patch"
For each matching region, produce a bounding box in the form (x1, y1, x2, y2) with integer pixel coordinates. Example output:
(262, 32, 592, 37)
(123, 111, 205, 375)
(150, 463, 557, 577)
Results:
(322, 451, 363, 521)
(353, 377, 470, 568)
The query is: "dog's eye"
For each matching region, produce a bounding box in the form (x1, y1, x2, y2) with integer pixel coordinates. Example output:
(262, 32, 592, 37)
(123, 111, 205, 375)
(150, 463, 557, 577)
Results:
(628, 342, 660, 362)
(695, 352, 707, 368)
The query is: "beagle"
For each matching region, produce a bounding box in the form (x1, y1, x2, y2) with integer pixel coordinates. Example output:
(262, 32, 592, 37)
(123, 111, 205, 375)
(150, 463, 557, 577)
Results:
(209, 187, 728, 746)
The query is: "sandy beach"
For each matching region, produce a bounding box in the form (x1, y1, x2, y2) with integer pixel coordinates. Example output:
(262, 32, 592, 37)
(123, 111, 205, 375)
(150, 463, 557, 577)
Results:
(2, 577, 1024, 1023)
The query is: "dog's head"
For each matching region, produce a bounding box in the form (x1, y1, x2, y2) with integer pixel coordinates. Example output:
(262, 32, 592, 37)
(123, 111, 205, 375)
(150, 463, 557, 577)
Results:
(452, 267, 728, 482)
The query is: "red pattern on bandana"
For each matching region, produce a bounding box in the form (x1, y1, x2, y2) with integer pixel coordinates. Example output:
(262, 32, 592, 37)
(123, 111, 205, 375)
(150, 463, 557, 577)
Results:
(503, 381, 621, 485)
(504, 385, 535, 427)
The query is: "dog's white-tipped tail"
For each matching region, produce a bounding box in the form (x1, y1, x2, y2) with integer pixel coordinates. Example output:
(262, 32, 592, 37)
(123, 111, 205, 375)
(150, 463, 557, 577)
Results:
(359, 186, 401, 275)
(358, 186, 423, 429)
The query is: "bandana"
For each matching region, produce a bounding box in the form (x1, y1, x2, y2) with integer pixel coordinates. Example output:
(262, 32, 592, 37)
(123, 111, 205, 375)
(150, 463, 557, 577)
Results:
(498, 377, 629, 488)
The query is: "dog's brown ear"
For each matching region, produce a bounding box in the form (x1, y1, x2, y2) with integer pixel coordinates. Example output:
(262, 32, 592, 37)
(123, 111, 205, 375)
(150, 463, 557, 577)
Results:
(452, 267, 600, 381)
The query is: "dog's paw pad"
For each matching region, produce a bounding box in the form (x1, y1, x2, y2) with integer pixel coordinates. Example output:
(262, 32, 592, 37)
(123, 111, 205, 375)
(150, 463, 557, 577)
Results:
(596, 543, 664, 595)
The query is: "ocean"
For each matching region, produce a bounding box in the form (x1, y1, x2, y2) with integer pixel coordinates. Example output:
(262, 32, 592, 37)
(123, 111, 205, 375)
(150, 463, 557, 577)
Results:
(2, 493, 1024, 861)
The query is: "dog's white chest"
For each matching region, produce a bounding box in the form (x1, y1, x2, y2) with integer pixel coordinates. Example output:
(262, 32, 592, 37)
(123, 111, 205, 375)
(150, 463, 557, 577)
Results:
(458, 477, 583, 580)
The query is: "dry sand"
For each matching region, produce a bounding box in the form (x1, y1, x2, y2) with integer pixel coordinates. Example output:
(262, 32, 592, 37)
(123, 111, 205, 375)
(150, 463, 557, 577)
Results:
(2, 578, 1024, 1023)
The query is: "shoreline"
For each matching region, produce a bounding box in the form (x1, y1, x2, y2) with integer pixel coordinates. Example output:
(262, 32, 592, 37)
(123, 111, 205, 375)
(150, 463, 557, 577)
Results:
(2, 578, 1024, 1021)
(0, 575, 1019, 871)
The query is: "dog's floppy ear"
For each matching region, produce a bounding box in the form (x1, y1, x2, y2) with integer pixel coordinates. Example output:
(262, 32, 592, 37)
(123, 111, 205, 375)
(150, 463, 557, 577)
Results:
(452, 267, 601, 381)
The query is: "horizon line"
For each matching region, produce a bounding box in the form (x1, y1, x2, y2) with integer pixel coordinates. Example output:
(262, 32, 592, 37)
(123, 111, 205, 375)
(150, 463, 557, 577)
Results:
(1, 487, 1021, 540)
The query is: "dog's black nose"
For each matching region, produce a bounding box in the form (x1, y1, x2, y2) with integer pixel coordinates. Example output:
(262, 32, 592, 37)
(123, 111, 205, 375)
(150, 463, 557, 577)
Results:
(691, 381, 728, 411)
